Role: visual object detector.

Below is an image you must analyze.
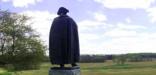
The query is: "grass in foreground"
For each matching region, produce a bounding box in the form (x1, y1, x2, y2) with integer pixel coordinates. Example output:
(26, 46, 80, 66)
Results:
(1, 61, 156, 75)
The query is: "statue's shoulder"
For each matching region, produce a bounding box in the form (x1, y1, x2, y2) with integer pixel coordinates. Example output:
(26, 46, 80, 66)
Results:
(54, 15, 75, 23)
(58, 15, 72, 19)
(54, 16, 60, 20)
(64, 16, 75, 22)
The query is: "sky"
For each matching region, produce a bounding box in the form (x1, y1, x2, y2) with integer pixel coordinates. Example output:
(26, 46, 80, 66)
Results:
(1, 0, 156, 54)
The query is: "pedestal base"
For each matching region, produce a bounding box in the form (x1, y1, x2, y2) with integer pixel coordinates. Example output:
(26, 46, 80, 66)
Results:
(49, 67, 80, 75)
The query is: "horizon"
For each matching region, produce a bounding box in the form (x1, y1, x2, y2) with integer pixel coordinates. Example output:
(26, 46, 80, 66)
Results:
(1, 0, 156, 54)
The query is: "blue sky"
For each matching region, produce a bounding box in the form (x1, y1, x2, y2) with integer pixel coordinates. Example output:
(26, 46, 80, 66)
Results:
(1, 0, 156, 54)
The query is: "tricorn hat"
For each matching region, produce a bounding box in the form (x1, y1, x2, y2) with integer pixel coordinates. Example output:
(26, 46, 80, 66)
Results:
(57, 7, 69, 15)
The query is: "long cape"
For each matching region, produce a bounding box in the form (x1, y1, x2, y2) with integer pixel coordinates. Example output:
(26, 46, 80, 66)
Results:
(49, 15, 80, 64)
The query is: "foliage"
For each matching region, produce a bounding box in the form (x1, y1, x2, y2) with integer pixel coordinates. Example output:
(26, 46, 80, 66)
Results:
(80, 55, 106, 63)
(0, 10, 45, 70)
(126, 53, 155, 62)
(113, 55, 127, 65)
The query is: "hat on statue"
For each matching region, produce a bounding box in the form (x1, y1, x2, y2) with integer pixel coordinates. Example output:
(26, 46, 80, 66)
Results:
(57, 7, 69, 15)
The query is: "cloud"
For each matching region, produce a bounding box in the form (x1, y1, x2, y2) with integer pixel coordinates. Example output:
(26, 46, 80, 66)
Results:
(94, 0, 154, 9)
(78, 12, 108, 32)
(78, 13, 107, 27)
(77, 12, 109, 54)
(101, 33, 156, 54)
(103, 22, 147, 39)
(19, 10, 156, 55)
(78, 20, 104, 27)
(20, 10, 108, 54)
(78, 18, 156, 54)
(20, 10, 57, 45)
(81, 32, 156, 54)
(104, 23, 147, 37)
(125, 17, 131, 23)
(79, 33, 104, 54)
(117, 23, 147, 30)
(78, 19, 105, 54)
(2, 0, 42, 7)
(93, 12, 107, 22)
(101, 22, 156, 54)
(77, 11, 153, 54)
(147, 7, 156, 23)
(104, 28, 137, 37)
(78, 20, 106, 31)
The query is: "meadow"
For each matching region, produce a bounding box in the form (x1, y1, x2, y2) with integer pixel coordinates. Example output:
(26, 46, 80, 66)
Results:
(1, 60, 156, 75)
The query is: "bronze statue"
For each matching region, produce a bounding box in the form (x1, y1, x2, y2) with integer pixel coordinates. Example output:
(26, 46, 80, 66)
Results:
(49, 7, 80, 68)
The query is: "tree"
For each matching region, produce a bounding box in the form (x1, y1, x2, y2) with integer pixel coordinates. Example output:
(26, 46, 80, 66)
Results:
(113, 55, 127, 65)
(0, 10, 46, 70)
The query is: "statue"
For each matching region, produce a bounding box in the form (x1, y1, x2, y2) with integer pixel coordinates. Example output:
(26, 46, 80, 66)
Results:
(49, 7, 80, 68)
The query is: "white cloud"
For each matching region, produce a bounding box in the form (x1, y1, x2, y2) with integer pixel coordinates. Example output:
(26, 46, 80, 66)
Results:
(80, 32, 156, 54)
(78, 20, 106, 32)
(78, 20, 104, 27)
(77, 11, 153, 54)
(101, 33, 156, 54)
(77, 13, 108, 54)
(79, 21, 156, 54)
(78, 20, 106, 31)
(125, 17, 131, 23)
(117, 23, 147, 30)
(94, 12, 107, 22)
(79, 33, 103, 54)
(147, 7, 156, 23)
(20, 11, 57, 45)
(19, 10, 156, 55)
(104, 23, 146, 38)
(100, 22, 156, 54)
(78, 12, 108, 32)
(104, 28, 137, 37)
(80, 33, 100, 40)
(2, 0, 42, 7)
(94, 0, 154, 9)
(78, 13, 107, 28)
(80, 31, 156, 54)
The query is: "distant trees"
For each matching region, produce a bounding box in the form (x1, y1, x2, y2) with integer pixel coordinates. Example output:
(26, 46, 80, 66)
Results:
(112, 53, 156, 65)
(113, 55, 127, 65)
(80, 55, 106, 63)
(126, 53, 155, 62)
(0, 10, 46, 70)
(79, 53, 156, 64)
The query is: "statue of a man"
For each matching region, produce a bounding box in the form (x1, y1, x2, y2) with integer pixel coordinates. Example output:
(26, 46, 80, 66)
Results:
(49, 7, 80, 68)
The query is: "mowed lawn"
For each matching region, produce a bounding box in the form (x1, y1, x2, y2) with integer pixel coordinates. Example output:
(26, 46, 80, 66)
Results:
(1, 61, 156, 75)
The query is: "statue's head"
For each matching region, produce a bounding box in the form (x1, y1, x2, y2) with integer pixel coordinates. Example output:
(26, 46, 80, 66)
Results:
(57, 7, 69, 15)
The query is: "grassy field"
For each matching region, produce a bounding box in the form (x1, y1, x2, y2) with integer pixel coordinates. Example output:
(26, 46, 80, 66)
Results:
(1, 61, 156, 75)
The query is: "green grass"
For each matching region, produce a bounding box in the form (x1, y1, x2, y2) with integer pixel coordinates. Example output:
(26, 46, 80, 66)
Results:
(1, 61, 156, 75)
(0, 68, 6, 74)
(0, 68, 11, 75)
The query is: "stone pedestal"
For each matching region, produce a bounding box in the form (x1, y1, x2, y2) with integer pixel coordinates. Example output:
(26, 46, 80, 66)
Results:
(49, 67, 80, 75)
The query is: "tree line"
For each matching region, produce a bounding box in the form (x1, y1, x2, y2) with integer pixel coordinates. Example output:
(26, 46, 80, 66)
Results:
(79, 53, 156, 63)
(42, 53, 156, 64)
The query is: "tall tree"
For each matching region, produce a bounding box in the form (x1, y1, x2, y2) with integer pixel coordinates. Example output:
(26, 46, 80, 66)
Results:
(0, 10, 46, 70)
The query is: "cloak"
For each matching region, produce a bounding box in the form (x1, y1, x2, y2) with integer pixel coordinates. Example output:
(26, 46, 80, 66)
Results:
(49, 15, 80, 64)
